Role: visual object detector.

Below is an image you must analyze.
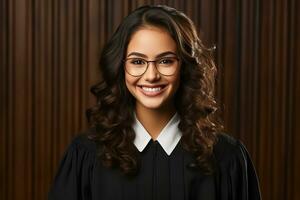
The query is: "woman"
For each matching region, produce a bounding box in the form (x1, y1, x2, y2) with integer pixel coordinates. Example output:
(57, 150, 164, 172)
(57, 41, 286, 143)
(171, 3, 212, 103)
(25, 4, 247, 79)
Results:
(49, 5, 261, 200)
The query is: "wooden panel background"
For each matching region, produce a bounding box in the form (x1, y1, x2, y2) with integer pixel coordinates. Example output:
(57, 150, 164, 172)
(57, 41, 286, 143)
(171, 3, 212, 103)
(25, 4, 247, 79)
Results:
(0, 0, 299, 199)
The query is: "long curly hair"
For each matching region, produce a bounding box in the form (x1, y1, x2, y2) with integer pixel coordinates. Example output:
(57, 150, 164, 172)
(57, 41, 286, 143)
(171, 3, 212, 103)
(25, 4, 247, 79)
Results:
(86, 5, 223, 176)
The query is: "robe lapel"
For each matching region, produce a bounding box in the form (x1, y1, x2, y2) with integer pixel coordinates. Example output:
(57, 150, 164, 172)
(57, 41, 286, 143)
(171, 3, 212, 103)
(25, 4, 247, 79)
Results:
(182, 147, 217, 200)
(183, 148, 197, 200)
(169, 146, 185, 200)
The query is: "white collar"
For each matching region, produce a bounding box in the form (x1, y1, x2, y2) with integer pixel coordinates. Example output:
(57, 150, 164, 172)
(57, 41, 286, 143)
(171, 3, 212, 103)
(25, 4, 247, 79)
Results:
(133, 112, 182, 155)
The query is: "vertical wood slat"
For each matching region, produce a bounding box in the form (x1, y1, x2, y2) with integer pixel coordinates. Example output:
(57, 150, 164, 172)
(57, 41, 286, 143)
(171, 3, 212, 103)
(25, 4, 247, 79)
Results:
(7, 0, 14, 199)
(14, 0, 28, 199)
(258, 1, 273, 199)
(0, 0, 299, 199)
(25, 0, 33, 199)
(273, 0, 287, 199)
(292, 1, 300, 198)
(285, 1, 294, 199)
(287, 1, 298, 199)
(0, 0, 8, 199)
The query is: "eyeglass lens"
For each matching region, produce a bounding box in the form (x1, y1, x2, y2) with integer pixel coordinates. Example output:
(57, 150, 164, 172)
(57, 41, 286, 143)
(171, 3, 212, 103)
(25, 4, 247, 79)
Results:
(125, 57, 179, 76)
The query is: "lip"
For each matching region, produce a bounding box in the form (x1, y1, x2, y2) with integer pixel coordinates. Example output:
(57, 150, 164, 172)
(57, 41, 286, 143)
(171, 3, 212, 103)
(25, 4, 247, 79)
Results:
(137, 85, 167, 97)
(138, 84, 167, 88)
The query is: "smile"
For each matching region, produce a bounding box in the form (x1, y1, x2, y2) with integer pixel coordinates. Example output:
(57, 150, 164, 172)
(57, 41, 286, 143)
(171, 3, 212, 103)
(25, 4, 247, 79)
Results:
(142, 86, 162, 92)
(138, 85, 167, 97)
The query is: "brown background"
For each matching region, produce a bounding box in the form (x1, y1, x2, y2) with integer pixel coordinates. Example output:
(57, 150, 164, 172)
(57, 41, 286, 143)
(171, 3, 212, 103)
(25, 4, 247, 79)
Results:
(0, 0, 299, 199)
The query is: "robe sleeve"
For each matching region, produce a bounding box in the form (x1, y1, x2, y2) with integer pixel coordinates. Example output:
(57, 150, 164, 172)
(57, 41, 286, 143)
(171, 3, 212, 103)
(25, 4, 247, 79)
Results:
(227, 141, 261, 200)
(48, 135, 96, 200)
(213, 134, 262, 200)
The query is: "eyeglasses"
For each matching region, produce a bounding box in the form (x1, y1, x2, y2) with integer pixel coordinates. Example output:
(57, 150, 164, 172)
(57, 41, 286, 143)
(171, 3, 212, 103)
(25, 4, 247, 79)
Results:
(124, 57, 180, 77)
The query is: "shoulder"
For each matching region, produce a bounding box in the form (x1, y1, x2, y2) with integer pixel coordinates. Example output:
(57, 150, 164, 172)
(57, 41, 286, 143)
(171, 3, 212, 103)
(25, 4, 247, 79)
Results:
(68, 127, 98, 154)
(213, 133, 247, 163)
(212, 133, 262, 198)
(49, 128, 99, 199)
(214, 132, 240, 149)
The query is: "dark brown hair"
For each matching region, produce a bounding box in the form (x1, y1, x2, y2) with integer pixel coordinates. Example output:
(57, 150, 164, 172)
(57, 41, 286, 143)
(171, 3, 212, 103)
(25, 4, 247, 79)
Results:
(86, 5, 222, 176)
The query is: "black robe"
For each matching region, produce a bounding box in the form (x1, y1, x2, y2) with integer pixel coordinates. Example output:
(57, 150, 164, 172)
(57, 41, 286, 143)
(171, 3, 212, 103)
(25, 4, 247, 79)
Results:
(48, 130, 261, 200)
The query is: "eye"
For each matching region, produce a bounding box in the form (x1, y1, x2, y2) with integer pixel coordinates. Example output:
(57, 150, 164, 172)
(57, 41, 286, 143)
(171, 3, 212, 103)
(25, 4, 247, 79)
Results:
(159, 58, 176, 65)
(130, 58, 146, 65)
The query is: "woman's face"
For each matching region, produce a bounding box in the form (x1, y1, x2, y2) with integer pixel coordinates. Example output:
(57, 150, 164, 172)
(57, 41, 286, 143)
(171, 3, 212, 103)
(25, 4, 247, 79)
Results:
(124, 26, 181, 111)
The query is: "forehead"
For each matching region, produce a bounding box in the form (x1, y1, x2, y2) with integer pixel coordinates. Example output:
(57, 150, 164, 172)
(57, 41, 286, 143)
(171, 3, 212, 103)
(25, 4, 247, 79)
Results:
(126, 26, 177, 57)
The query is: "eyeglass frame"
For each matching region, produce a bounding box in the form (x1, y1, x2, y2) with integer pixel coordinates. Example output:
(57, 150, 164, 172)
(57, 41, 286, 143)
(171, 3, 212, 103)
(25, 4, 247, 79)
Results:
(123, 56, 181, 77)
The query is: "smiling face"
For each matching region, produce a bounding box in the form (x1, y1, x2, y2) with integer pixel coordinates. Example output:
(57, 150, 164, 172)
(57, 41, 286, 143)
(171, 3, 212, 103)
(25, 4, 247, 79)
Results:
(124, 26, 181, 113)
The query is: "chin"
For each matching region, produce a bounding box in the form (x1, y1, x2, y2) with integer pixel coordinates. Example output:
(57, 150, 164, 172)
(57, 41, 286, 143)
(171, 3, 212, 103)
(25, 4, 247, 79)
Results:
(143, 104, 164, 110)
(138, 101, 163, 110)
(137, 98, 171, 111)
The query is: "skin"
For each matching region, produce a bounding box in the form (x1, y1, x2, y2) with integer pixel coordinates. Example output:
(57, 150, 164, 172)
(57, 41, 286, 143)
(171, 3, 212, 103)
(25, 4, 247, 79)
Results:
(125, 26, 181, 139)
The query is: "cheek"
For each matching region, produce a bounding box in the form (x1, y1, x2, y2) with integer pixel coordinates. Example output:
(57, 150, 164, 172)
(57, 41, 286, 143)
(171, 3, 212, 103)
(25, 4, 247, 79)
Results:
(170, 73, 181, 89)
(170, 64, 181, 85)
(125, 74, 138, 91)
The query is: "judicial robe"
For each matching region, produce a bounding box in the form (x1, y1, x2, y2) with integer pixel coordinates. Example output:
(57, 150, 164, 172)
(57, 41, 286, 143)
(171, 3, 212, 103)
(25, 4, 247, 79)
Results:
(48, 113, 261, 200)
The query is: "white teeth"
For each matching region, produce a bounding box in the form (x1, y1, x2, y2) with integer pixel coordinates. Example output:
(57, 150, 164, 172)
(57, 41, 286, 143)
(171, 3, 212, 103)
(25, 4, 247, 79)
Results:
(142, 86, 162, 92)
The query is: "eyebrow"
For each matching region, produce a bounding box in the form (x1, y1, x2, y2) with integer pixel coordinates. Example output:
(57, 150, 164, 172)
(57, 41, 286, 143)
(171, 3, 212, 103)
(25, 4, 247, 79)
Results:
(126, 51, 177, 58)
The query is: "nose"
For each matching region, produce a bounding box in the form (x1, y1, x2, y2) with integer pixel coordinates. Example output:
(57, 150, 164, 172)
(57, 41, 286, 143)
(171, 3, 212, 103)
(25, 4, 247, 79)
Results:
(143, 62, 160, 81)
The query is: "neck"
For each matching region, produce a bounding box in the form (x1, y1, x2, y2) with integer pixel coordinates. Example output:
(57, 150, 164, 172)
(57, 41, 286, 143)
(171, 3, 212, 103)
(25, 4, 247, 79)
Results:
(135, 104, 177, 140)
